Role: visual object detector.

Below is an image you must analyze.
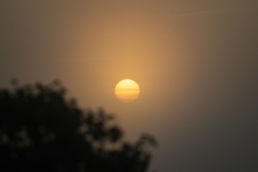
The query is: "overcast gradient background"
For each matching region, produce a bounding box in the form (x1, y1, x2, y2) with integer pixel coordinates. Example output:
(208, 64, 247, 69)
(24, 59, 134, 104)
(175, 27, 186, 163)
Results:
(1, 0, 258, 171)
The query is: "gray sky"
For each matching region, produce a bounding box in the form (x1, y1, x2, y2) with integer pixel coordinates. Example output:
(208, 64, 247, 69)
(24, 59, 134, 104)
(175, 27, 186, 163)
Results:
(1, 1, 258, 171)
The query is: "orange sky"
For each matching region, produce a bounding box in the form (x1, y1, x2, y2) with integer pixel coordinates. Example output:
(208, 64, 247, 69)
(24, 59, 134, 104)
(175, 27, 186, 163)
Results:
(1, 1, 258, 171)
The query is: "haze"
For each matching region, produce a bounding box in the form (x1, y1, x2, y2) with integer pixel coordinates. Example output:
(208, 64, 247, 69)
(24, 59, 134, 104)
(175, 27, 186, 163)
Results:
(1, 0, 258, 171)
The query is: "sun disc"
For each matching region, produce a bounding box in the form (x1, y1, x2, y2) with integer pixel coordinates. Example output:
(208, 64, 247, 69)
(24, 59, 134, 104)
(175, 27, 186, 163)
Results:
(115, 79, 140, 103)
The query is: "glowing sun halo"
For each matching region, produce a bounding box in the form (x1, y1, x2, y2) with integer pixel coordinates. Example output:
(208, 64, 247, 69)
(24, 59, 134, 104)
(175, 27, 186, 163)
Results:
(115, 79, 140, 103)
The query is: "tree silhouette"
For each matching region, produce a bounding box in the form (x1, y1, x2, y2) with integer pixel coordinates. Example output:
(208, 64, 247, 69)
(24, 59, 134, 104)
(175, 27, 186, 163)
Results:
(0, 80, 157, 172)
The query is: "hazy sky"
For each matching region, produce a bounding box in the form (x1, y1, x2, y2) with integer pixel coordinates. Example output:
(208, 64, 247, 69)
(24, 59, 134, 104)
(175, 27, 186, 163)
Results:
(1, 1, 258, 171)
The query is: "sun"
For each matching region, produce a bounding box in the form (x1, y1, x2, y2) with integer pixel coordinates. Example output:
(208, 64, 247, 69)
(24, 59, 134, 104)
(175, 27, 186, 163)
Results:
(115, 79, 140, 103)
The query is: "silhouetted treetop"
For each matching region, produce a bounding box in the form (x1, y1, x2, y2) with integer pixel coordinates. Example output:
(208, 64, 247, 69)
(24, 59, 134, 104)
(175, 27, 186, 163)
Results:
(0, 80, 157, 172)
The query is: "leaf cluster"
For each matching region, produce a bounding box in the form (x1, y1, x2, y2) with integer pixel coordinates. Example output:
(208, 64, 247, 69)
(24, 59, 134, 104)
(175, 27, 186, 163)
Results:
(0, 80, 157, 172)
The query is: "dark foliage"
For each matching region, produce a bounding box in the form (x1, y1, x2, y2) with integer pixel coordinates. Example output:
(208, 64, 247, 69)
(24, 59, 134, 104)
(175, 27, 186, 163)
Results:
(0, 80, 157, 172)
